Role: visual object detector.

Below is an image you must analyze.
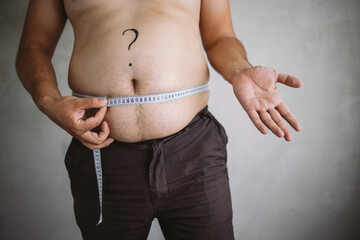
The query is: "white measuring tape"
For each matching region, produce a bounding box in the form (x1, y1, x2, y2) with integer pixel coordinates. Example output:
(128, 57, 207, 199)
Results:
(72, 83, 209, 107)
(92, 149, 103, 225)
(72, 83, 209, 225)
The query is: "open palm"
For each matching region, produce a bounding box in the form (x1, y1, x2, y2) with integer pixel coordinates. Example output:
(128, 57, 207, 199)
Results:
(232, 66, 302, 141)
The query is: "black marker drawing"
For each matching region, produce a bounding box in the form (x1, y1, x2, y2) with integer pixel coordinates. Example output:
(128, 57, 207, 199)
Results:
(123, 29, 139, 50)
(123, 29, 139, 67)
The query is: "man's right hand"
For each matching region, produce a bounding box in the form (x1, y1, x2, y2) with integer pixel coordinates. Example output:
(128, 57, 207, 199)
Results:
(16, 1, 113, 150)
(42, 96, 114, 150)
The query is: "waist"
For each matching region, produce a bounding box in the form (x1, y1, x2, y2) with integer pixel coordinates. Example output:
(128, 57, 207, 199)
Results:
(72, 83, 210, 142)
(72, 83, 209, 106)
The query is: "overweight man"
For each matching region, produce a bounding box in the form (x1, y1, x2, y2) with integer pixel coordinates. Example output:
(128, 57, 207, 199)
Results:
(16, 0, 302, 239)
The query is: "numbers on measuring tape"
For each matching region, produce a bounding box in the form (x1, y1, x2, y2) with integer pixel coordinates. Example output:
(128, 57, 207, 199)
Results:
(104, 84, 209, 107)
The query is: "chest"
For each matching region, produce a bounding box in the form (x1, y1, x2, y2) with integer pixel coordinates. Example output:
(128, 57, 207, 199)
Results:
(63, 0, 201, 22)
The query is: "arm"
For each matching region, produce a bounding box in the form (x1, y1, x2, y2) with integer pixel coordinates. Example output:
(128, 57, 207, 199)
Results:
(200, 0, 251, 84)
(200, 0, 302, 141)
(16, 0, 113, 149)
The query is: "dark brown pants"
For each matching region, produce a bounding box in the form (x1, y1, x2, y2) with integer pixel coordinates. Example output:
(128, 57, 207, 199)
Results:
(65, 106, 234, 240)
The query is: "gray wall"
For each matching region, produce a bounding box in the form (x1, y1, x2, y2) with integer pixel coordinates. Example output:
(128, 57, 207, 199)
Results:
(1, 0, 359, 239)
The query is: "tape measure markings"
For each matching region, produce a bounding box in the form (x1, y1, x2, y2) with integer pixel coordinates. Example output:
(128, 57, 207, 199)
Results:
(73, 83, 209, 107)
(93, 149, 103, 225)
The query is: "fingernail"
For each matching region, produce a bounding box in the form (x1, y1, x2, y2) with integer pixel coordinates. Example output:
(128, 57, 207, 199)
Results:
(100, 99, 107, 106)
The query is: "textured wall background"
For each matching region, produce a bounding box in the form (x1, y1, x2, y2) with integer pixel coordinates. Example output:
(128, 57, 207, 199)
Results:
(1, 0, 359, 239)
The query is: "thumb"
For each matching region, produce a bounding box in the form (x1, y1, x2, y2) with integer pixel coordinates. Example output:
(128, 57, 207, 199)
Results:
(278, 72, 302, 88)
(78, 97, 108, 109)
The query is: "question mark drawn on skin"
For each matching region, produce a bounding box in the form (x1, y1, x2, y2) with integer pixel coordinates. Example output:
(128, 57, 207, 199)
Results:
(123, 29, 139, 67)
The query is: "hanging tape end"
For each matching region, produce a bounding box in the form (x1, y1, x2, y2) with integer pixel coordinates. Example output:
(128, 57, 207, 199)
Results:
(96, 217, 103, 227)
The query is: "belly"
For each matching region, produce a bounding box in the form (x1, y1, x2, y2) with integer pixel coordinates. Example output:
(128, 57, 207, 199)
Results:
(67, 6, 209, 142)
(103, 93, 209, 142)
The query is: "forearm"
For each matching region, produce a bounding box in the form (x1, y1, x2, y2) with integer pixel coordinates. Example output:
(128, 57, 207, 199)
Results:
(16, 45, 112, 148)
(205, 37, 252, 85)
(16, 46, 61, 113)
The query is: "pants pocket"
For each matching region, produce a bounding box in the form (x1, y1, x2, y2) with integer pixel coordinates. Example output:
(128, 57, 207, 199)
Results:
(64, 138, 93, 176)
(206, 111, 228, 146)
(64, 138, 77, 175)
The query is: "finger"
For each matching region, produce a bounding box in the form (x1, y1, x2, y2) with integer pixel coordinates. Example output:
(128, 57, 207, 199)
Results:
(79, 122, 110, 145)
(277, 72, 302, 88)
(79, 107, 107, 131)
(80, 137, 115, 150)
(276, 102, 302, 132)
(258, 111, 284, 138)
(246, 109, 268, 134)
(97, 121, 111, 141)
(267, 108, 293, 141)
(77, 97, 107, 109)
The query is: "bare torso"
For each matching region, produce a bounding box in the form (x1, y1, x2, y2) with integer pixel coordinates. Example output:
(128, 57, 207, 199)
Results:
(63, 0, 209, 142)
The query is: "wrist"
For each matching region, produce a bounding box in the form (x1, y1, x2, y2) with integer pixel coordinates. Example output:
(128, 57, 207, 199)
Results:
(229, 63, 253, 85)
(34, 92, 62, 115)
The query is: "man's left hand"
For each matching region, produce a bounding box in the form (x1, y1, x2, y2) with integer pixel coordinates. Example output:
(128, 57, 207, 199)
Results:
(232, 66, 302, 141)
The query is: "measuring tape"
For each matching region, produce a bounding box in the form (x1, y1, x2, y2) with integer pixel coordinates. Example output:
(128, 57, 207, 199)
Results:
(72, 83, 209, 107)
(72, 82, 209, 225)
(92, 149, 103, 225)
